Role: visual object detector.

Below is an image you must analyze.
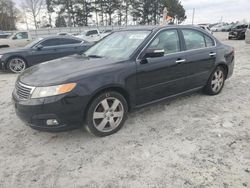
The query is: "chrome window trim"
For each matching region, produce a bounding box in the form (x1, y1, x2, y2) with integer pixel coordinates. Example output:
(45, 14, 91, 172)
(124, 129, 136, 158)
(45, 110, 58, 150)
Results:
(136, 27, 217, 61)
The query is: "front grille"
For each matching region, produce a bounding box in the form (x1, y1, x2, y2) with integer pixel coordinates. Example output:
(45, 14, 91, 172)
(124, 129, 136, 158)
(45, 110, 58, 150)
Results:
(16, 82, 34, 100)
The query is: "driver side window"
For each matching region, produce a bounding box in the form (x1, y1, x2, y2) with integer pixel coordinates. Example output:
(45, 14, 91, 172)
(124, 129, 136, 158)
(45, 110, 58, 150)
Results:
(14, 32, 28, 40)
(148, 29, 180, 56)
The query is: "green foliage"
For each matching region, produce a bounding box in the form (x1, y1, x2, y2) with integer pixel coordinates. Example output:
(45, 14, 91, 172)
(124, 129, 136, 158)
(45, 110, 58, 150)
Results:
(49, 0, 186, 27)
(55, 14, 67, 27)
(0, 0, 17, 30)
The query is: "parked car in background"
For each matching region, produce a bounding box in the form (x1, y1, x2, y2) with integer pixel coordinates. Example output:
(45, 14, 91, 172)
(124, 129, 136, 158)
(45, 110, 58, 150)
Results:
(198, 25, 213, 35)
(245, 24, 250, 44)
(221, 24, 233, 32)
(0, 31, 11, 39)
(0, 36, 92, 73)
(12, 25, 235, 137)
(0, 31, 32, 49)
(76, 29, 110, 42)
(57, 32, 74, 36)
(228, 24, 248, 40)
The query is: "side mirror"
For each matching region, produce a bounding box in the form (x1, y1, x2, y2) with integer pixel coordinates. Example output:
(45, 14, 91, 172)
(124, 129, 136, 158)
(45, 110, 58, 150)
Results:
(144, 49, 165, 59)
(140, 49, 165, 64)
(12, 36, 17, 40)
(36, 44, 44, 50)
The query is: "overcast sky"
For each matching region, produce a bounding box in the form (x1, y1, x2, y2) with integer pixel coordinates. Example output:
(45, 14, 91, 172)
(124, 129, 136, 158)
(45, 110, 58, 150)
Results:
(182, 0, 250, 24)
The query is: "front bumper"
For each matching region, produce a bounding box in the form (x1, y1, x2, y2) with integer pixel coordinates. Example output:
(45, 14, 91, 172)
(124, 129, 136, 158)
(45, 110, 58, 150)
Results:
(12, 93, 89, 132)
(0, 60, 6, 70)
(229, 31, 245, 39)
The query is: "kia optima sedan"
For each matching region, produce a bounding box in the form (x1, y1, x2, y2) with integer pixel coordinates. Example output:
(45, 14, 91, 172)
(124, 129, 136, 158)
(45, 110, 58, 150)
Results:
(12, 26, 235, 137)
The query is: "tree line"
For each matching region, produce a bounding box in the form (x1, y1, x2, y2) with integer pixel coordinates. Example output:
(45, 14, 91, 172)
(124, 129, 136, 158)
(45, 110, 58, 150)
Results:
(0, 0, 186, 30)
(0, 0, 18, 30)
(50, 0, 186, 27)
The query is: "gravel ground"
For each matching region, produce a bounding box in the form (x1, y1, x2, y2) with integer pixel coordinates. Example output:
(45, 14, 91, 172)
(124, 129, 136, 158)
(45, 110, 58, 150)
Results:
(0, 32, 249, 188)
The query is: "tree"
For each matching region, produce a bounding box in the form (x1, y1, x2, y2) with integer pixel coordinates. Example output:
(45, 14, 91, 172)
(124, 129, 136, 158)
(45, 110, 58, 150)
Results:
(163, 0, 186, 24)
(0, 0, 17, 30)
(55, 14, 67, 27)
(102, 0, 119, 25)
(22, 0, 44, 29)
(74, 0, 93, 26)
(45, 0, 54, 27)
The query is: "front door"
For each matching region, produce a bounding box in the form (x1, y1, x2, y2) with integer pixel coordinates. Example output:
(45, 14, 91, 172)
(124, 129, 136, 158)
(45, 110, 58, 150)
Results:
(136, 29, 190, 105)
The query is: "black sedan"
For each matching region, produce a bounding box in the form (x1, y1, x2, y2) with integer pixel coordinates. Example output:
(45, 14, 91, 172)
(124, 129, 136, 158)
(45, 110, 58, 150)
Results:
(0, 36, 92, 73)
(12, 25, 235, 137)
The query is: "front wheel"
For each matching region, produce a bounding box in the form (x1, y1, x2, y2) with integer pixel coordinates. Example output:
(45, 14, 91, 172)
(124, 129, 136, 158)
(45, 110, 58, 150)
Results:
(204, 66, 226, 95)
(85, 91, 128, 137)
(7, 57, 27, 73)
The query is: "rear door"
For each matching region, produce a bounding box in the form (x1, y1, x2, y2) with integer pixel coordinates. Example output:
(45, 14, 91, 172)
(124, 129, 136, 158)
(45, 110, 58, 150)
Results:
(55, 38, 83, 56)
(180, 29, 217, 89)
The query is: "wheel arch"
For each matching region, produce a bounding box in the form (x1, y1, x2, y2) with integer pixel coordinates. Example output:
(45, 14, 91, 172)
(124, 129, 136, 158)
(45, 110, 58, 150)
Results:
(216, 63, 229, 78)
(83, 85, 132, 121)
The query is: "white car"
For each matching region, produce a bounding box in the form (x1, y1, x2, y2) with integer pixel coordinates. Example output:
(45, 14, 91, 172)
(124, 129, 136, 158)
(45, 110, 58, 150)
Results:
(246, 24, 250, 44)
(0, 31, 32, 49)
(199, 25, 213, 35)
(76, 29, 111, 42)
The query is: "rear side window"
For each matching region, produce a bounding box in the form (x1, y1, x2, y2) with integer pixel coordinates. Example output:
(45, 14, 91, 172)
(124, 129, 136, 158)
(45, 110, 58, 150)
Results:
(182, 29, 214, 50)
(148, 29, 180, 55)
(41, 39, 61, 46)
(59, 38, 82, 45)
(182, 29, 206, 50)
(204, 35, 214, 47)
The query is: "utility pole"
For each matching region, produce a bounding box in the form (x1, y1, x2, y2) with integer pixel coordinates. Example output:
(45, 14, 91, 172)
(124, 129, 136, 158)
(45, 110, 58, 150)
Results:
(192, 8, 195, 25)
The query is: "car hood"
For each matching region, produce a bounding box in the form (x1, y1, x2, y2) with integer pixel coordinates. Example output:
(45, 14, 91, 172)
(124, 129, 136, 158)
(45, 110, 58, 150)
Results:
(19, 55, 124, 86)
(0, 47, 27, 54)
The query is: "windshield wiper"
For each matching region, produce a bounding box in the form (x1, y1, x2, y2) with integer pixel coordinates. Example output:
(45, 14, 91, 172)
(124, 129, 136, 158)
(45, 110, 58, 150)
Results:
(86, 54, 103, 58)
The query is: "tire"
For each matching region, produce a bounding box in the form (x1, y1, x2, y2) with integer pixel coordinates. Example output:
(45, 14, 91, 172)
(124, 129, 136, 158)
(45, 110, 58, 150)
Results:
(85, 91, 128, 137)
(7, 57, 27, 73)
(204, 66, 226, 95)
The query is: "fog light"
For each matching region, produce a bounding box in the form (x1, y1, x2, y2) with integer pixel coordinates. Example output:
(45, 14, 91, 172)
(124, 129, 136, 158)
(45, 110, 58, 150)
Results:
(46, 119, 59, 126)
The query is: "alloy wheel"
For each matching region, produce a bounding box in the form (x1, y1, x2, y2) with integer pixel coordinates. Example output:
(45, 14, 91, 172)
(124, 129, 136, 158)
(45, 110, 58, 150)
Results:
(211, 69, 224, 93)
(92, 97, 124, 133)
(9, 58, 26, 73)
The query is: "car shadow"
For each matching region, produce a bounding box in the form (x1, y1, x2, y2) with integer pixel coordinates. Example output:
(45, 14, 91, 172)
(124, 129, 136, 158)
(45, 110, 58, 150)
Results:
(28, 90, 207, 142)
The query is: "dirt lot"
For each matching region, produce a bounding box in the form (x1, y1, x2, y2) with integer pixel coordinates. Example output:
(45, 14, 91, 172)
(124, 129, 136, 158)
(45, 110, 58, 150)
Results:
(0, 32, 249, 188)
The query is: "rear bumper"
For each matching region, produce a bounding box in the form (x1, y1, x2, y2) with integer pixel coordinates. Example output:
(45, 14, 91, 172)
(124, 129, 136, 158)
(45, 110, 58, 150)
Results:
(227, 58, 235, 79)
(12, 93, 89, 132)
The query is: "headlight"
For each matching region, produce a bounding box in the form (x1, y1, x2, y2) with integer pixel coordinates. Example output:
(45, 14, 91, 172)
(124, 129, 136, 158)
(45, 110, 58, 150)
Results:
(31, 83, 77, 99)
(0, 55, 3, 59)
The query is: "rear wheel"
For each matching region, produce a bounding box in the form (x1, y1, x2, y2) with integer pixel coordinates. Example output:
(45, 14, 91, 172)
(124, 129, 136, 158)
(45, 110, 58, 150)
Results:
(85, 91, 128, 137)
(7, 57, 27, 73)
(204, 66, 226, 95)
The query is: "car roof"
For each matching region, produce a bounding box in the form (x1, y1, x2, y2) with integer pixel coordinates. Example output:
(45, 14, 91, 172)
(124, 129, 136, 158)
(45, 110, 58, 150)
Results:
(119, 25, 206, 32)
(43, 35, 83, 41)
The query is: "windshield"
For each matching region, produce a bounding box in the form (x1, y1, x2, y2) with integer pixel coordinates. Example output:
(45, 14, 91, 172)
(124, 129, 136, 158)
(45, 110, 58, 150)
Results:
(84, 30, 151, 60)
(25, 38, 43, 48)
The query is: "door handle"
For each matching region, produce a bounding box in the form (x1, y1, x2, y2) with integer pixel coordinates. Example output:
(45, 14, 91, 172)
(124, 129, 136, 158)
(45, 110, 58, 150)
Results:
(175, 59, 186, 64)
(209, 52, 217, 57)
